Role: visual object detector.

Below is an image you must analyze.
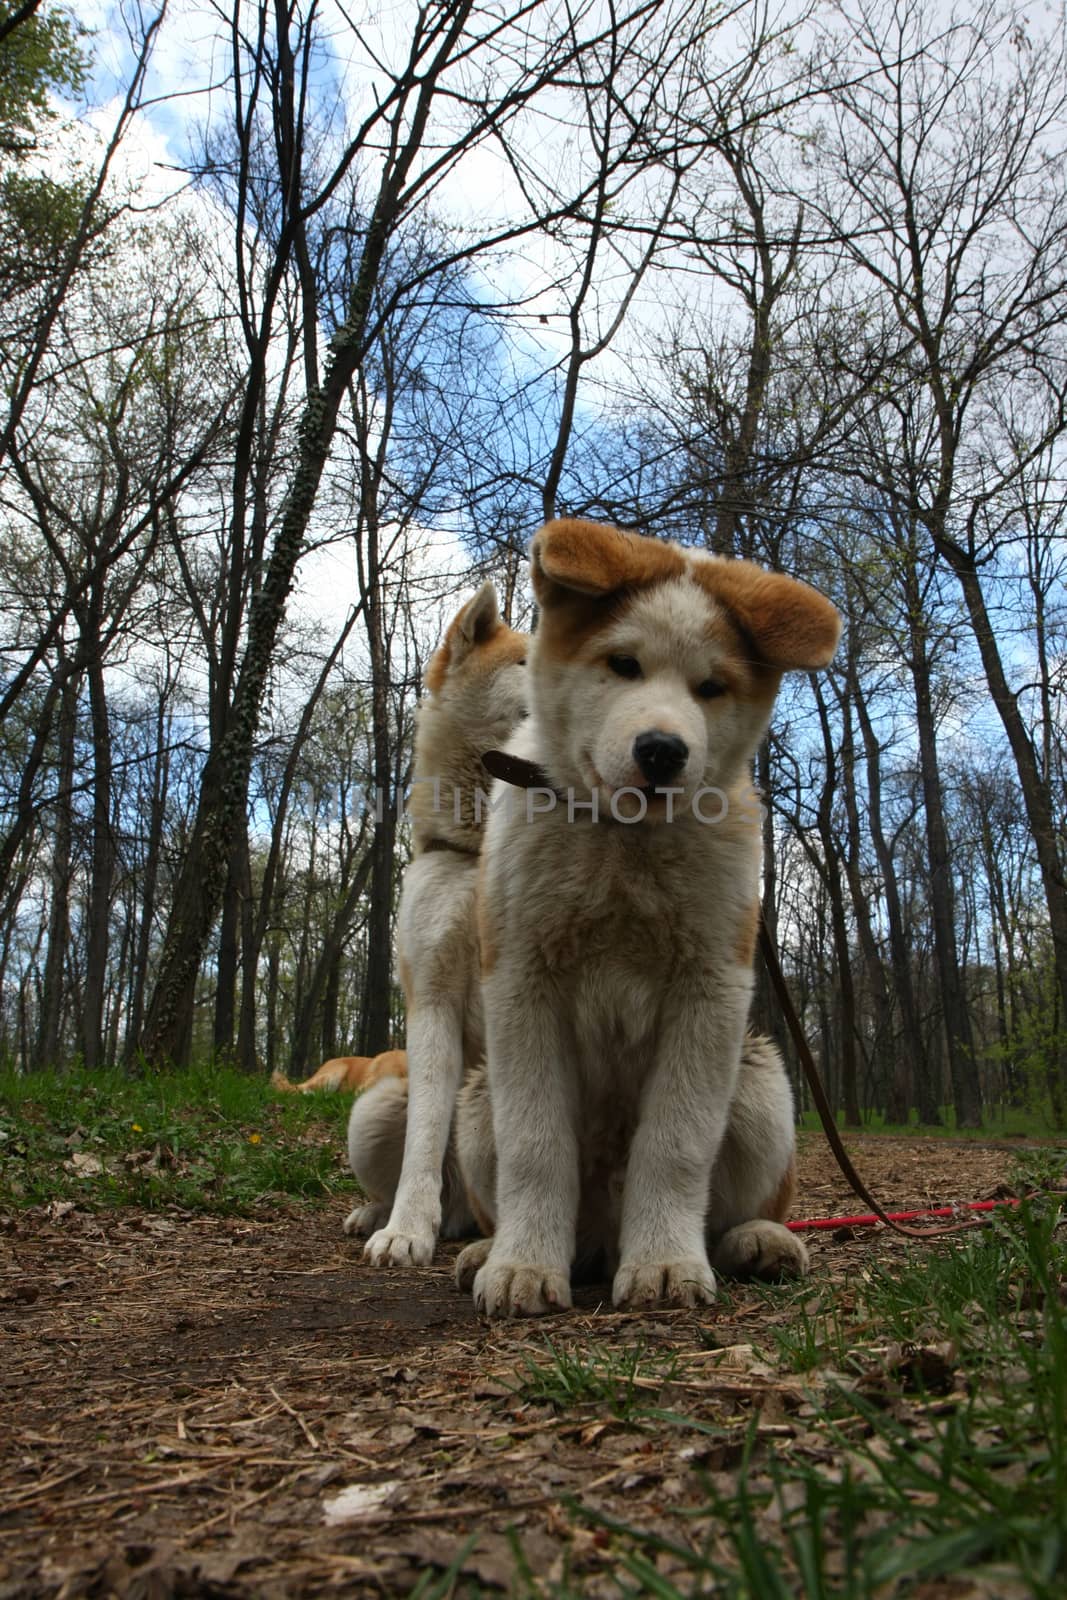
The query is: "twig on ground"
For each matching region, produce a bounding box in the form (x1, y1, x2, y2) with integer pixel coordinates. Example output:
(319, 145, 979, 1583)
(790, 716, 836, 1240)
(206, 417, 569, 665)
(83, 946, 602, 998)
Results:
(269, 1383, 320, 1450)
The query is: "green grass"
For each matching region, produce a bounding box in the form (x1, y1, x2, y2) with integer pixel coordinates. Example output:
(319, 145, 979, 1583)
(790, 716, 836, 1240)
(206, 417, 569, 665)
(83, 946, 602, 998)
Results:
(798, 1104, 1060, 1139)
(512, 1337, 681, 1422)
(503, 1183, 1066, 1598)
(0, 1061, 354, 1213)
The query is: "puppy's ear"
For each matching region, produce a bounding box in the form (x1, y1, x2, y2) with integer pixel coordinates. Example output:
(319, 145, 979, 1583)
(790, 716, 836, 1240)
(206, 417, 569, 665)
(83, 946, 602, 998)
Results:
(531, 518, 684, 605)
(693, 559, 841, 671)
(425, 582, 502, 692)
(456, 581, 501, 647)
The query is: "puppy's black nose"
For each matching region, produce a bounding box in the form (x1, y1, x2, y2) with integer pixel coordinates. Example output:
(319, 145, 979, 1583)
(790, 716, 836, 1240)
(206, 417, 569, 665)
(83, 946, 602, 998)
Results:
(633, 730, 689, 786)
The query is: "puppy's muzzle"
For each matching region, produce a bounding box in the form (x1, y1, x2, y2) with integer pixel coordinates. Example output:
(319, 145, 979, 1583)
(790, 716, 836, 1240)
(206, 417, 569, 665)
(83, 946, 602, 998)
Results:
(633, 730, 689, 787)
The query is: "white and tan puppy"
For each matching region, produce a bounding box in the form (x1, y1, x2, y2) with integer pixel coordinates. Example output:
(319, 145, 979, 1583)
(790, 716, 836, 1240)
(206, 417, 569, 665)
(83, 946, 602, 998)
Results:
(458, 518, 840, 1317)
(346, 583, 527, 1260)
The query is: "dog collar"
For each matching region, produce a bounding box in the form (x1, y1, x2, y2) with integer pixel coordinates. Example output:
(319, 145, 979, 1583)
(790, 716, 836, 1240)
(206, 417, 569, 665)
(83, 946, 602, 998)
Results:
(482, 750, 693, 830)
(481, 750, 561, 795)
(482, 750, 629, 826)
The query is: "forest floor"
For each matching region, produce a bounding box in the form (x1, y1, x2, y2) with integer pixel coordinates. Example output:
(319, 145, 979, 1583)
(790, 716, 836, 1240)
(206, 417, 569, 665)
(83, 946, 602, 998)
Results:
(2, 1125, 1065, 1599)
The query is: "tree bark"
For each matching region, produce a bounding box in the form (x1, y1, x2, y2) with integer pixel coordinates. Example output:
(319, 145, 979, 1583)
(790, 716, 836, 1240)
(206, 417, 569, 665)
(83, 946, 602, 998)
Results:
(213, 839, 244, 1062)
(124, 690, 170, 1065)
(902, 549, 981, 1128)
(836, 677, 894, 1112)
(81, 633, 115, 1071)
(291, 850, 374, 1074)
(853, 679, 936, 1123)
(812, 680, 862, 1127)
(36, 669, 78, 1070)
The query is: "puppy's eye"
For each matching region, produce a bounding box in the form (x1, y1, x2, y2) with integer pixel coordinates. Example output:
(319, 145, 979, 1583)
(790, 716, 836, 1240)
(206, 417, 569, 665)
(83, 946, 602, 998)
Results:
(608, 654, 642, 680)
(696, 678, 726, 700)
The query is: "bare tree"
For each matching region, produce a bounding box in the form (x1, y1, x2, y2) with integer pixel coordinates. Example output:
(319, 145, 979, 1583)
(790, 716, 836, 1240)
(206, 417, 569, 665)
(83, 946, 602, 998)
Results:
(140, 0, 751, 1064)
(809, 0, 1067, 1117)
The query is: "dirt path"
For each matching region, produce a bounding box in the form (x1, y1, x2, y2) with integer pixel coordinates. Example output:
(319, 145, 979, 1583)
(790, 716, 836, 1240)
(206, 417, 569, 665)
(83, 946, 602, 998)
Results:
(0, 1135, 1024, 1597)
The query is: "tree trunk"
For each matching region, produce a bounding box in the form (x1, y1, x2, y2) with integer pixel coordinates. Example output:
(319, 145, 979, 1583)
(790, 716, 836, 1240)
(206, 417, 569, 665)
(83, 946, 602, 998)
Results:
(811, 684, 862, 1128)
(853, 681, 935, 1123)
(105, 910, 131, 1069)
(321, 948, 342, 1063)
(292, 850, 374, 1072)
(904, 563, 981, 1128)
(360, 798, 396, 1055)
(81, 642, 115, 1070)
(140, 1, 479, 1067)
(237, 835, 258, 1071)
(125, 694, 170, 1065)
(936, 534, 1067, 1121)
(36, 670, 78, 1070)
(213, 837, 246, 1062)
(752, 742, 777, 1038)
(836, 681, 893, 1113)
(977, 798, 1021, 1104)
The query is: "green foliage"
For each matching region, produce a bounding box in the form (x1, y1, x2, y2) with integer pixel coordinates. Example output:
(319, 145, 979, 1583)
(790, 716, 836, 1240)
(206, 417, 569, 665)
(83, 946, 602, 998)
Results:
(798, 1102, 1055, 1139)
(995, 980, 1067, 1129)
(512, 1338, 680, 1422)
(0, 166, 87, 297)
(0, 1061, 355, 1213)
(0, 6, 92, 311)
(0, 1, 86, 157)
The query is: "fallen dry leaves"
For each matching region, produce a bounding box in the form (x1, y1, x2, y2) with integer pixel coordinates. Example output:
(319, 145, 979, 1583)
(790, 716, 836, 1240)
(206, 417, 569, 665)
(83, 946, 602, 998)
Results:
(0, 1132, 1037, 1596)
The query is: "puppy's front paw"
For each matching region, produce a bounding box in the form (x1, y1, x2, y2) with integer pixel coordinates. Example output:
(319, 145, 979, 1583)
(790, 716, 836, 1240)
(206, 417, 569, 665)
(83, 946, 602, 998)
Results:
(613, 1257, 717, 1309)
(364, 1222, 436, 1267)
(343, 1201, 390, 1237)
(713, 1220, 810, 1281)
(472, 1258, 572, 1318)
(455, 1237, 492, 1292)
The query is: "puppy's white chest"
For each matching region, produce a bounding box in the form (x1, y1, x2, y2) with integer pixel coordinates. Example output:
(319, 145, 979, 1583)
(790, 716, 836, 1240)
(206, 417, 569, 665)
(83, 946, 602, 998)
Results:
(572, 954, 661, 1053)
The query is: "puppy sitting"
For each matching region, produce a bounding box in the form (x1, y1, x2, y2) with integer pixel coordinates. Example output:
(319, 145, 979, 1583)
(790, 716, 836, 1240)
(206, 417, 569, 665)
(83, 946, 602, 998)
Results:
(456, 519, 840, 1317)
(345, 583, 527, 1256)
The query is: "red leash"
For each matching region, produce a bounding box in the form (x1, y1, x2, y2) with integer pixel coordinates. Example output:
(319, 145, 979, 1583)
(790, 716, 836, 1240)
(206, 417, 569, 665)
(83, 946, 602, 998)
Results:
(757, 920, 1007, 1239)
(788, 1197, 1021, 1233)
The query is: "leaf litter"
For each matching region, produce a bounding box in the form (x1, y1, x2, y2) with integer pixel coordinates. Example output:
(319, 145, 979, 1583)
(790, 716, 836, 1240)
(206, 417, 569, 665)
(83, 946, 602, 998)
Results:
(0, 1132, 1061, 1597)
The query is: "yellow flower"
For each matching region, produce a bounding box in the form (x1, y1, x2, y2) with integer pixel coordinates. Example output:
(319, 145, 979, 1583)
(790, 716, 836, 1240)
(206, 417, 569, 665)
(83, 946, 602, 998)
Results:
(248, 1133, 262, 1145)
(131, 1123, 143, 1133)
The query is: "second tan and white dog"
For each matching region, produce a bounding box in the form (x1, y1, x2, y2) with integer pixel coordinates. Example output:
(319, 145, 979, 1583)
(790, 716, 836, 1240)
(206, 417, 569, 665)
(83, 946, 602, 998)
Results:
(344, 582, 527, 1256)
(271, 1050, 406, 1095)
(452, 518, 841, 1316)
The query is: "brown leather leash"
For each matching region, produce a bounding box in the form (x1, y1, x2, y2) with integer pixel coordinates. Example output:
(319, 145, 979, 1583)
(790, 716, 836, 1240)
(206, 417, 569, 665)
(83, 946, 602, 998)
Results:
(480, 749, 1024, 1240)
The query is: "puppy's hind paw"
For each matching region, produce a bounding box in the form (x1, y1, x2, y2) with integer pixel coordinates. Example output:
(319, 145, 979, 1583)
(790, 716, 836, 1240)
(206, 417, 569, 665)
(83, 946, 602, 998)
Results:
(364, 1222, 437, 1268)
(455, 1237, 492, 1293)
(343, 1201, 390, 1237)
(472, 1259, 572, 1318)
(613, 1257, 717, 1309)
(712, 1220, 809, 1281)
